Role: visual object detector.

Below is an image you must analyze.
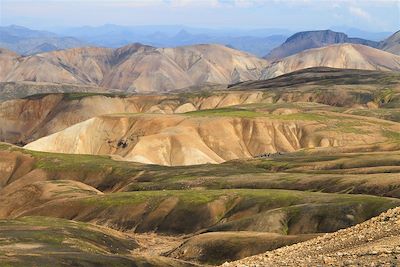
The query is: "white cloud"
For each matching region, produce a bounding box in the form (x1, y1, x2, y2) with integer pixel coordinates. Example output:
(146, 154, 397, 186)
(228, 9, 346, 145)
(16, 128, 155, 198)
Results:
(348, 6, 372, 20)
(231, 0, 265, 7)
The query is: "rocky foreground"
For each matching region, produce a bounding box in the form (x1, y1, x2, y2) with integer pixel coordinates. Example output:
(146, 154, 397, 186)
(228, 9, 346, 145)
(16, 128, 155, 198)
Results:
(223, 207, 400, 266)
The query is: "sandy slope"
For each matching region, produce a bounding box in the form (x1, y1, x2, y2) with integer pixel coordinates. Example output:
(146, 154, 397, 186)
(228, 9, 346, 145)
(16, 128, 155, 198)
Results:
(262, 44, 400, 79)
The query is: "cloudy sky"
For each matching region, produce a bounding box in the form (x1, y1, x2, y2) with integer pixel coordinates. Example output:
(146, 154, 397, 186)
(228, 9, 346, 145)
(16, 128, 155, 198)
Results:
(1, 0, 399, 32)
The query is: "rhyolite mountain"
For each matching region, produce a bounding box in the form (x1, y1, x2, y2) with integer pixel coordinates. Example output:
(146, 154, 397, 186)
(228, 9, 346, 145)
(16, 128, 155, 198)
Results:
(0, 43, 268, 93)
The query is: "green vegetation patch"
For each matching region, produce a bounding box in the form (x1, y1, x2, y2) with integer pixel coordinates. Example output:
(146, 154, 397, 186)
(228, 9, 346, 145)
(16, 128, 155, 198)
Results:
(374, 88, 395, 106)
(270, 112, 329, 122)
(80, 190, 228, 207)
(0, 216, 137, 253)
(331, 121, 370, 134)
(186, 107, 262, 118)
(383, 129, 400, 143)
(348, 109, 400, 123)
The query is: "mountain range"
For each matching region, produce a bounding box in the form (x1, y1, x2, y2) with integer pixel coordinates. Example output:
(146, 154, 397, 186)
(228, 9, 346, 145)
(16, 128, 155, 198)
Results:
(1, 25, 399, 94)
(0, 44, 268, 93)
(1, 24, 288, 56)
(0, 25, 86, 55)
(1, 24, 396, 57)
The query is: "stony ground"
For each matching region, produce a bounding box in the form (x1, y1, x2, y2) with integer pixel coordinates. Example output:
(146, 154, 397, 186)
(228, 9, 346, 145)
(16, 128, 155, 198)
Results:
(222, 207, 400, 267)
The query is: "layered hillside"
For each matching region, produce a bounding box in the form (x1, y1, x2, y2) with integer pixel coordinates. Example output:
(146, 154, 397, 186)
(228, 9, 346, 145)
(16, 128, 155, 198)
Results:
(0, 44, 268, 92)
(23, 109, 400, 166)
(265, 30, 378, 60)
(262, 44, 400, 79)
(0, 91, 263, 143)
(2, 68, 399, 145)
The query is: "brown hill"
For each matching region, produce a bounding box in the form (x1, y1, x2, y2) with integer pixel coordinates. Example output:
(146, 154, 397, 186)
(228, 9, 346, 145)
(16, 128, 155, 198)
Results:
(1, 44, 268, 93)
(379, 30, 400, 55)
(262, 44, 400, 79)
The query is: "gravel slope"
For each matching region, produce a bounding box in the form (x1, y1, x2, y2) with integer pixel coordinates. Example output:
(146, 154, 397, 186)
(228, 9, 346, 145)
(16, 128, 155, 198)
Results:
(223, 207, 400, 266)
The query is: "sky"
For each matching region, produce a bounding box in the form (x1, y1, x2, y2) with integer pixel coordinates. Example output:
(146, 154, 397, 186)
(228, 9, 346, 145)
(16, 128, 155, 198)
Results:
(1, 0, 399, 32)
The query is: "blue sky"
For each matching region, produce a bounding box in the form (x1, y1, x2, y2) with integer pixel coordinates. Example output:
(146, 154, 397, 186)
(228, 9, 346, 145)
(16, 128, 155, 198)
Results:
(1, 0, 399, 32)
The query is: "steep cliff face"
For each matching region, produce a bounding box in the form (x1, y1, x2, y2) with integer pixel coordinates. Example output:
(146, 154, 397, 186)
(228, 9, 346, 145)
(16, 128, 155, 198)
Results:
(262, 44, 400, 79)
(24, 114, 390, 166)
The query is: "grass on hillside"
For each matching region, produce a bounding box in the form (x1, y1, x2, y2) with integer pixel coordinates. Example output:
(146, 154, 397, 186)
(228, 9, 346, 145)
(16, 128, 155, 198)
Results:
(186, 107, 262, 118)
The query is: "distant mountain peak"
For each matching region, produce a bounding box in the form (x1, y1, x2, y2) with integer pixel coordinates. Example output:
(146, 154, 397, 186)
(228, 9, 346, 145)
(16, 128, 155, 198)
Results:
(265, 29, 378, 60)
(175, 29, 192, 38)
